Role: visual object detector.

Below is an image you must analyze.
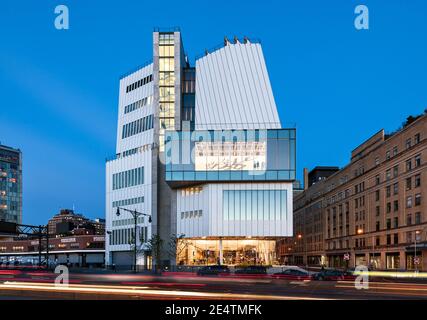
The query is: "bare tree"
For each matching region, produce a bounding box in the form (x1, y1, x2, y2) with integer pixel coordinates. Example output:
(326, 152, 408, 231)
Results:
(146, 234, 163, 272)
(168, 233, 189, 266)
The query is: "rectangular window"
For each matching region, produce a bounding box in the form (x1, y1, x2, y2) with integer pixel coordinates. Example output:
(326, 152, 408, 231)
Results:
(386, 186, 391, 198)
(393, 165, 398, 178)
(415, 154, 421, 167)
(387, 202, 391, 213)
(112, 167, 144, 190)
(394, 217, 398, 228)
(375, 157, 380, 166)
(415, 174, 421, 188)
(415, 212, 421, 224)
(392, 146, 398, 156)
(122, 115, 154, 139)
(393, 233, 399, 244)
(407, 214, 412, 226)
(394, 200, 399, 212)
(375, 190, 380, 201)
(393, 182, 399, 195)
(406, 177, 412, 190)
(415, 193, 421, 206)
(406, 196, 413, 208)
(406, 159, 412, 171)
(415, 133, 421, 144)
(386, 169, 391, 180)
(406, 138, 412, 149)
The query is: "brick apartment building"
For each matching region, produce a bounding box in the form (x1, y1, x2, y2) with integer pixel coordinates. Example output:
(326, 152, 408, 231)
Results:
(279, 111, 427, 271)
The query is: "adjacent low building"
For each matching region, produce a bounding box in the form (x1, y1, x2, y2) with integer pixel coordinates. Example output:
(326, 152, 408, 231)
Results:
(0, 234, 105, 267)
(279, 112, 427, 271)
(0, 209, 105, 267)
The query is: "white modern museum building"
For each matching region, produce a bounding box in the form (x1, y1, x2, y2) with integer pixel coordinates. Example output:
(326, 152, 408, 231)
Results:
(105, 29, 296, 268)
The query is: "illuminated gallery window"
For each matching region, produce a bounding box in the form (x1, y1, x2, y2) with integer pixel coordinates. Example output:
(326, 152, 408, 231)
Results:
(176, 239, 277, 266)
(195, 141, 266, 171)
(181, 186, 203, 196)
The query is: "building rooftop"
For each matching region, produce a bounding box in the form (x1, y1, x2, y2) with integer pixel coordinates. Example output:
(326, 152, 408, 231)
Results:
(0, 144, 21, 152)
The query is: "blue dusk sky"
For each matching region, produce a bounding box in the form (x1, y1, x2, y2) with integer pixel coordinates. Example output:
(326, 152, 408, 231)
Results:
(0, 0, 426, 225)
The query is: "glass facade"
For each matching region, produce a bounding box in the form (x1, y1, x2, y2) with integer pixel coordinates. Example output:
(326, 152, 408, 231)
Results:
(158, 32, 176, 151)
(223, 190, 287, 221)
(164, 129, 296, 183)
(177, 239, 277, 266)
(182, 68, 195, 130)
(0, 146, 22, 223)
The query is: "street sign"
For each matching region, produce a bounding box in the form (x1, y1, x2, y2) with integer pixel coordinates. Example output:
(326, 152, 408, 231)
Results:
(414, 257, 420, 265)
(344, 253, 350, 261)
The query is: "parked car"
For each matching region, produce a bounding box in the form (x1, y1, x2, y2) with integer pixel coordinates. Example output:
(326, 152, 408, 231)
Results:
(273, 268, 311, 280)
(234, 266, 268, 275)
(197, 265, 230, 276)
(313, 269, 356, 281)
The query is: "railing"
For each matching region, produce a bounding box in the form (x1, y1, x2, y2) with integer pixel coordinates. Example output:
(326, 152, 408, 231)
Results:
(153, 26, 181, 33)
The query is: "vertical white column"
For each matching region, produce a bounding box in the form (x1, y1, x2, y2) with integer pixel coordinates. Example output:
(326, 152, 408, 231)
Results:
(219, 238, 223, 265)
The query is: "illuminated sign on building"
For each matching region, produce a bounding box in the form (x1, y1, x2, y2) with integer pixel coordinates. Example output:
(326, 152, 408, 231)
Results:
(194, 141, 266, 171)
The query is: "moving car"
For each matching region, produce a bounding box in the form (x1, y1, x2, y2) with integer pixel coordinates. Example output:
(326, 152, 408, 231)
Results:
(312, 269, 356, 281)
(234, 266, 268, 275)
(273, 268, 311, 280)
(197, 265, 230, 276)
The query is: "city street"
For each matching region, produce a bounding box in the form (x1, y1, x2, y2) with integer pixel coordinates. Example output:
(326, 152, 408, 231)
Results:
(0, 270, 426, 300)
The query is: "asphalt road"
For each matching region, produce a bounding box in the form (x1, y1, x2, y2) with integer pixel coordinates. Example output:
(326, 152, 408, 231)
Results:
(0, 269, 426, 300)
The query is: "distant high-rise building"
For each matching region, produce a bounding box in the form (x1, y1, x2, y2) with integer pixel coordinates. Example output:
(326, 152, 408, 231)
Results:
(0, 145, 22, 224)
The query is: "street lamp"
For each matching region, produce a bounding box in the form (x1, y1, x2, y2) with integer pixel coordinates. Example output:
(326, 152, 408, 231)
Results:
(116, 207, 152, 273)
(353, 228, 364, 268)
(297, 234, 307, 267)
